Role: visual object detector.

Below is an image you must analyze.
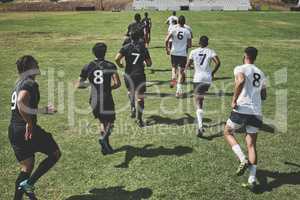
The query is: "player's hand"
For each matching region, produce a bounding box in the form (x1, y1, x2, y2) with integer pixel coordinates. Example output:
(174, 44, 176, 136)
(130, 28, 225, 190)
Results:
(231, 101, 238, 110)
(46, 104, 57, 114)
(74, 80, 88, 89)
(25, 123, 33, 141)
(166, 49, 170, 55)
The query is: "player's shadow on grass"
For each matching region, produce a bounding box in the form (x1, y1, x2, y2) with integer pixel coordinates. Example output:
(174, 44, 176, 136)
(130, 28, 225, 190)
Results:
(213, 76, 232, 81)
(254, 166, 300, 194)
(114, 145, 193, 168)
(66, 186, 152, 200)
(147, 113, 211, 126)
(148, 68, 171, 74)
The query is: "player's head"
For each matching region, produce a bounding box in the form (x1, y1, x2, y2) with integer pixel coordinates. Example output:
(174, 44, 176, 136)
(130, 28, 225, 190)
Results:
(93, 42, 107, 59)
(244, 47, 258, 63)
(178, 15, 185, 26)
(199, 36, 209, 47)
(144, 12, 148, 17)
(16, 55, 40, 78)
(134, 13, 141, 22)
(171, 19, 178, 25)
(130, 29, 140, 42)
(172, 11, 176, 16)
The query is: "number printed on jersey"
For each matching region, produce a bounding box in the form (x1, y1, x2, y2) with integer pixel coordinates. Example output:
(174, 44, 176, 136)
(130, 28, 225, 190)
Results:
(11, 91, 17, 110)
(177, 31, 184, 40)
(132, 53, 140, 65)
(93, 70, 104, 84)
(198, 54, 207, 65)
(252, 73, 261, 87)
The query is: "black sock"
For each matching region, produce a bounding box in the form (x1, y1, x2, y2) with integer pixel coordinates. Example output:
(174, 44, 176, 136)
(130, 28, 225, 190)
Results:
(14, 171, 30, 200)
(137, 99, 144, 121)
(128, 93, 135, 109)
(27, 155, 59, 186)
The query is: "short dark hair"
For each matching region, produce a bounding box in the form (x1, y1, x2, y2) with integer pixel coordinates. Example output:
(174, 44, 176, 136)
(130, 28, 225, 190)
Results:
(199, 36, 209, 47)
(93, 43, 107, 59)
(130, 30, 140, 41)
(172, 11, 176, 16)
(134, 13, 141, 22)
(245, 47, 258, 61)
(16, 55, 38, 74)
(178, 15, 185, 26)
(144, 12, 148, 17)
(172, 19, 178, 25)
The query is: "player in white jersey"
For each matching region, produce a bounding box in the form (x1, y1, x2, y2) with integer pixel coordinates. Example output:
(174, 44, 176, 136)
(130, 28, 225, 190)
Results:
(224, 47, 267, 191)
(166, 11, 178, 31)
(165, 15, 192, 97)
(185, 36, 220, 136)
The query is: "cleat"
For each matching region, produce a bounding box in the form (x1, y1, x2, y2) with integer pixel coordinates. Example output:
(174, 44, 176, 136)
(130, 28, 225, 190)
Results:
(19, 180, 37, 200)
(170, 79, 177, 88)
(242, 181, 257, 192)
(175, 91, 183, 98)
(99, 138, 113, 155)
(197, 128, 205, 137)
(236, 159, 249, 176)
(130, 107, 136, 118)
(136, 119, 145, 128)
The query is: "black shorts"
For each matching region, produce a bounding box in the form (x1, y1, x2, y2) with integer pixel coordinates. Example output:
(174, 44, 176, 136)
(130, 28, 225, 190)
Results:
(91, 102, 116, 123)
(8, 124, 59, 162)
(124, 75, 146, 94)
(171, 55, 187, 68)
(194, 83, 210, 95)
(229, 111, 263, 129)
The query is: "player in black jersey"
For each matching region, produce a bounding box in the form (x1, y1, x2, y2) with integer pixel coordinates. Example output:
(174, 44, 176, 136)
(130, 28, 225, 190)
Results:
(123, 13, 146, 46)
(8, 55, 61, 200)
(76, 43, 121, 155)
(115, 30, 152, 127)
(142, 12, 152, 47)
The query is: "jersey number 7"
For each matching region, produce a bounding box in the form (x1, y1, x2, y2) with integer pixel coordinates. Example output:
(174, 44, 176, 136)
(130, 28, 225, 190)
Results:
(132, 53, 140, 65)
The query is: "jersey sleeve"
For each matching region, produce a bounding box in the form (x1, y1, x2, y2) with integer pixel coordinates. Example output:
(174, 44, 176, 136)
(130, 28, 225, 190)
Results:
(211, 49, 217, 58)
(234, 66, 245, 76)
(186, 30, 191, 39)
(119, 46, 128, 56)
(20, 79, 38, 95)
(261, 72, 267, 88)
(80, 64, 91, 80)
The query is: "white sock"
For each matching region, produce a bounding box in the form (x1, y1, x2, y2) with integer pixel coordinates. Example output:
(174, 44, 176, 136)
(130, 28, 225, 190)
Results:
(248, 165, 257, 184)
(176, 83, 182, 93)
(232, 144, 246, 162)
(196, 109, 203, 128)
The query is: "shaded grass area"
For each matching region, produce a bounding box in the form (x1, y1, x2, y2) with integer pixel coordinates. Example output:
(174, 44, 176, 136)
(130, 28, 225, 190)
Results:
(0, 11, 300, 200)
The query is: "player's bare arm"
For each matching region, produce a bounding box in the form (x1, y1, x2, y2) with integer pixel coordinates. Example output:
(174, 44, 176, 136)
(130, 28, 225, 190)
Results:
(184, 58, 193, 72)
(17, 90, 33, 140)
(165, 33, 172, 55)
(261, 86, 267, 100)
(232, 72, 245, 109)
(211, 56, 221, 79)
(187, 38, 192, 49)
(115, 53, 125, 68)
(111, 72, 121, 89)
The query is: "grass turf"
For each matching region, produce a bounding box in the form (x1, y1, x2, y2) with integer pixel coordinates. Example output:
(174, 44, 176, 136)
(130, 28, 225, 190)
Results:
(0, 11, 300, 200)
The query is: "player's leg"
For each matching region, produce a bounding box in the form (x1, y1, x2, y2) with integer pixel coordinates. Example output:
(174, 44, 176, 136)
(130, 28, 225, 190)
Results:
(125, 76, 136, 118)
(170, 55, 177, 88)
(26, 126, 61, 187)
(176, 57, 187, 97)
(224, 115, 249, 175)
(136, 89, 145, 127)
(243, 129, 258, 189)
(99, 120, 114, 154)
(14, 157, 34, 200)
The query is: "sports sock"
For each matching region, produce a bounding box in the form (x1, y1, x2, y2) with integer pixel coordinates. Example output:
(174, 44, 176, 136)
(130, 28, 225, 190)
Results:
(27, 155, 59, 186)
(137, 99, 144, 121)
(14, 171, 30, 200)
(232, 144, 246, 163)
(196, 109, 203, 128)
(176, 83, 182, 93)
(128, 92, 135, 109)
(248, 165, 257, 184)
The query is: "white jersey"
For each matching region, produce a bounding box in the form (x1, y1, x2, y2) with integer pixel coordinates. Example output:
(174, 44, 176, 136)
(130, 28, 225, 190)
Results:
(189, 47, 217, 84)
(167, 16, 178, 30)
(170, 25, 191, 57)
(184, 24, 193, 38)
(233, 64, 266, 116)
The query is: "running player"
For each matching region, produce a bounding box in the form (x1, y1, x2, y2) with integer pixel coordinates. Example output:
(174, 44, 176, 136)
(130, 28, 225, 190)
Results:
(165, 15, 192, 97)
(166, 11, 178, 31)
(185, 36, 221, 136)
(76, 43, 121, 155)
(142, 12, 152, 47)
(9, 55, 61, 200)
(224, 47, 267, 191)
(115, 30, 152, 127)
(123, 13, 145, 46)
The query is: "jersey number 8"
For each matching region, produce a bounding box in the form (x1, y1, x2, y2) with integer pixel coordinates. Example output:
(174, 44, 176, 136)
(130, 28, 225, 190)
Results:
(253, 73, 261, 87)
(93, 70, 104, 84)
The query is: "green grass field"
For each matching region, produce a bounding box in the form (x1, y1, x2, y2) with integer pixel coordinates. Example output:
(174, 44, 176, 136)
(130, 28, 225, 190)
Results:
(0, 11, 300, 200)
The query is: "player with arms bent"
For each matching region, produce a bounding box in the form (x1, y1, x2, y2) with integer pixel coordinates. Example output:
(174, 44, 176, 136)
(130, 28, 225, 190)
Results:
(115, 30, 152, 127)
(224, 47, 267, 191)
(185, 36, 220, 137)
(9, 55, 61, 200)
(165, 15, 192, 97)
(76, 43, 121, 155)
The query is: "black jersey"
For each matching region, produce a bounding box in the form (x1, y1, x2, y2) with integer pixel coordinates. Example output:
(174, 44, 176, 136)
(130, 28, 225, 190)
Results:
(119, 41, 150, 77)
(127, 22, 145, 39)
(80, 59, 117, 109)
(10, 78, 40, 125)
